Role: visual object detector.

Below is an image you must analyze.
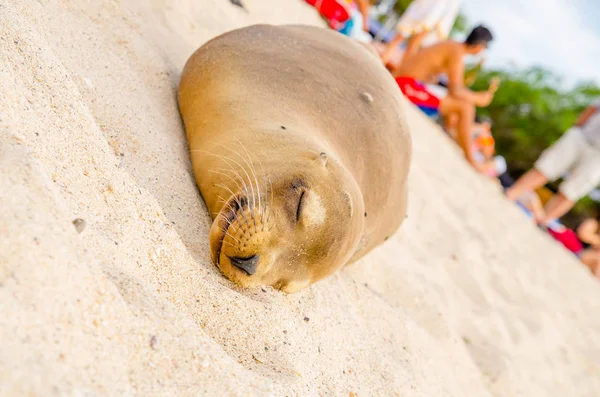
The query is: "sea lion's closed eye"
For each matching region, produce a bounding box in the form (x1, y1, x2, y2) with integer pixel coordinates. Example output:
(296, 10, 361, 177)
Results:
(296, 190, 306, 223)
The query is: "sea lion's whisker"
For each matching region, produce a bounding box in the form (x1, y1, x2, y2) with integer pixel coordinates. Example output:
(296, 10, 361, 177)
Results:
(215, 183, 251, 228)
(214, 144, 257, 220)
(217, 171, 249, 223)
(234, 138, 262, 219)
(264, 177, 272, 220)
(262, 177, 272, 228)
(195, 149, 253, 201)
(216, 197, 237, 215)
(216, 196, 239, 232)
(248, 144, 269, 222)
(210, 169, 246, 194)
(214, 183, 243, 209)
(221, 240, 237, 249)
(228, 146, 258, 232)
(227, 141, 257, 202)
(218, 214, 238, 234)
(248, 146, 269, 218)
(206, 151, 253, 198)
(266, 175, 274, 224)
(261, 180, 267, 230)
(222, 229, 241, 244)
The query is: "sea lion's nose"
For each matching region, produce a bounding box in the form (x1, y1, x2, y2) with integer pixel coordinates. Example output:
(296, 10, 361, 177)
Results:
(228, 255, 259, 275)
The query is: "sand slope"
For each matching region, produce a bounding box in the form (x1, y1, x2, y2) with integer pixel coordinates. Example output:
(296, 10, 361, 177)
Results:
(1, 0, 600, 396)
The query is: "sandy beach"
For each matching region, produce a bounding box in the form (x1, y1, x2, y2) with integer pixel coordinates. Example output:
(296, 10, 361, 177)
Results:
(2, 0, 600, 395)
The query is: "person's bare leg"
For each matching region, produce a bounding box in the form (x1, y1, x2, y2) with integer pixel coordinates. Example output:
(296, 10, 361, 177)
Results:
(444, 113, 458, 139)
(539, 193, 575, 225)
(526, 192, 546, 223)
(579, 249, 600, 278)
(505, 169, 548, 201)
(439, 96, 476, 166)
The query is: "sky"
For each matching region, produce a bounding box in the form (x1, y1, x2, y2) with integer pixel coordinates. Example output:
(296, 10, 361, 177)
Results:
(459, 0, 600, 86)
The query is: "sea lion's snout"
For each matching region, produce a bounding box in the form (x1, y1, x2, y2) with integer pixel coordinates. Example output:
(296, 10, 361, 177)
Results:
(209, 190, 275, 288)
(228, 254, 260, 275)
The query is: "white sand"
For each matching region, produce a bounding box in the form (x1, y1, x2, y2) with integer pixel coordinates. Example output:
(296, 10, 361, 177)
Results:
(2, 1, 600, 395)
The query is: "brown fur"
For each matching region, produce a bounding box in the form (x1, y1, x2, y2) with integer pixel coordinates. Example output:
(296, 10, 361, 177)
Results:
(178, 24, 411, 293)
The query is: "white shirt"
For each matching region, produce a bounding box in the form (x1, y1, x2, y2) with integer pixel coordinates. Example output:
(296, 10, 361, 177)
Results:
(581, 98, 600, 148)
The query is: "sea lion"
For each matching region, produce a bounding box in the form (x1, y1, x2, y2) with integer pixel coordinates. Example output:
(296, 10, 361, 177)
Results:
(178, 24, 411, 293)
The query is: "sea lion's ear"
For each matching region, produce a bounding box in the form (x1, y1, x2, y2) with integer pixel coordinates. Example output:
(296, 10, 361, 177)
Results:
(319, 152, 328, 167)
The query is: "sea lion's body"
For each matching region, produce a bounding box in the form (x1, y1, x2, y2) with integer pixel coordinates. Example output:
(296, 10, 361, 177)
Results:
(178, 24, 411, 292)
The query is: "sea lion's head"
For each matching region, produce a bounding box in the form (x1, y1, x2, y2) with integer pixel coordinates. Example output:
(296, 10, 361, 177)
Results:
(209, 150, 365, 293)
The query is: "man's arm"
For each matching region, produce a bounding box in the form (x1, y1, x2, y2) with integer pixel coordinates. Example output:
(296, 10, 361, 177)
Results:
(447, 53, 496, 107)
(453, 121, 485, 172)
(355, 0, 370, 31)
(380, 33, 404, 64)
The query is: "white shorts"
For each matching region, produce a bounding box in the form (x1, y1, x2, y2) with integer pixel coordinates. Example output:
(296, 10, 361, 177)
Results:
(535, 127, 600, 201)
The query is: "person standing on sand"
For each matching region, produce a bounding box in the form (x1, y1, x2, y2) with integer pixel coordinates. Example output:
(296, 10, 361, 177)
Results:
(380, 0, 463, 70)
(394, 25, 499, 172)
(505, 99, 600, 225)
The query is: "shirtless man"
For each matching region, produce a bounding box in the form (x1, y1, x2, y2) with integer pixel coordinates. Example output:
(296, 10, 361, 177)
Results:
(394, 25, 499, 172)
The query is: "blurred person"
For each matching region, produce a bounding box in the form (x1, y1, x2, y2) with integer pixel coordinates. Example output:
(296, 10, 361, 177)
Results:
(495, 169, 546, 222)
(380, 0, 463, 70)
(304, 0, 371, 41)
(577, 217, 600, 248)
(505, 99, 600, 225)
(471, 123, 502, 177)
(394, 25, 499, 171)
(336, 0, 373, 42)
(443, 115, 505, 177)
(546, 217, 600, 279)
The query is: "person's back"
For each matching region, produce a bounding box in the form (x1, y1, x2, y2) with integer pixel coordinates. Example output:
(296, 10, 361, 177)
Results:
(394, 40, 461, 82)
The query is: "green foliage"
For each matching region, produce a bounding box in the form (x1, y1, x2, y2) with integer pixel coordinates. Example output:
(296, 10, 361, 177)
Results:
(392, 0, 413, 14)
(450, 12, 469, 36)
(471, 67, 600, 224)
